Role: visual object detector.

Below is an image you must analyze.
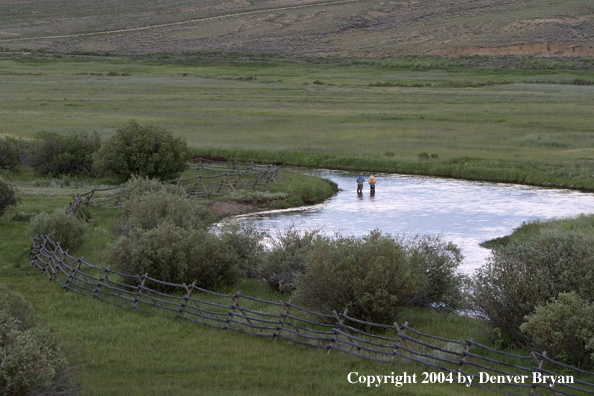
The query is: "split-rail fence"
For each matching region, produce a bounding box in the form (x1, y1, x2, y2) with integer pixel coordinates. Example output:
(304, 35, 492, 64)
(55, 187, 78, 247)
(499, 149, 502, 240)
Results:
(67, 159, 280, 216)
(29, 234, 594, 396)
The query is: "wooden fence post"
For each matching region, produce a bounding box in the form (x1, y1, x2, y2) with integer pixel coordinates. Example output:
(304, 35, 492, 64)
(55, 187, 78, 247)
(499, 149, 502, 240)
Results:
(225, 291, 241, 330)
(458, 338, 475, 374)
(531, 351, 547, 392)
(132, 274, 148, 309)
(327, 309, 348, 354)
(394, 321, 413, 357)
(63, 258, 83, 290)
(217, 173, 229, 193)
(274, 300, 291, 342)
(177, 282, 196, 319)
(93, 266, 110, 299)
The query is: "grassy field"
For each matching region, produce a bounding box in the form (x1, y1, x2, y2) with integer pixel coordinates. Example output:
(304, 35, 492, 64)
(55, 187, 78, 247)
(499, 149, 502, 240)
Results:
(2, 55, 594, 190)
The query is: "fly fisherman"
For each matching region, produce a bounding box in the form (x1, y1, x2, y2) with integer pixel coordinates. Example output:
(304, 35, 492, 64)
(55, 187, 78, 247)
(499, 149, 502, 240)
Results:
(368, 175, 376, 194)
(356, 174, 365, 194)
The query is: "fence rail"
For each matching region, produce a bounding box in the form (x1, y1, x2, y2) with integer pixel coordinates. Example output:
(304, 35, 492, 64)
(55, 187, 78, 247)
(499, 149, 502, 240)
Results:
(29, 234, 594, 396)
(66, 159, 280, 215)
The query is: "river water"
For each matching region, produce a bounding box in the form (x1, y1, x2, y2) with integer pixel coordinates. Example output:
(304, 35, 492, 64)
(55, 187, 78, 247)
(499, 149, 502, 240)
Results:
(239, 170, 594, 273)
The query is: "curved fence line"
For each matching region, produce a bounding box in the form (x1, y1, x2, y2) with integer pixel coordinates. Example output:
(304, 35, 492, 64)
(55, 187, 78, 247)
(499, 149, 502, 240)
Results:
(29, 235, 594, 396)
(66, 159, 281, 215)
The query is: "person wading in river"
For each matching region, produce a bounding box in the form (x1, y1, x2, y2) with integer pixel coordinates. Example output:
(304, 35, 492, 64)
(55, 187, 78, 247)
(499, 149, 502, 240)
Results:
(356, 174, 365, 194)
(368, 175, 376, 194)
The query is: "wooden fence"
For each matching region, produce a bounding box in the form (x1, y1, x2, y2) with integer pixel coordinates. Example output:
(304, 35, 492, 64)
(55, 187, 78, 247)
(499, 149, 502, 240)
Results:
(29, 234, 594, 396)
(66, 159, 280, 214)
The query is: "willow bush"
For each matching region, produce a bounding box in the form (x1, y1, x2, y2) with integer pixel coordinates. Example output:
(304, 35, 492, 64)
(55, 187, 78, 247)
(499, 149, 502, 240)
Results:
(473, 230, 594, 347)
(292, 231, 466, 325)
(257, 227, 320, 292)
(94, 120, 190, 181)
(0, 178, 20, 216)
(108, 222, 241, 292)
(28, 209, 86, 251)
(0, 285, 75, 396)
(30, 130, 101, 176)
(520, 292, 594, 368)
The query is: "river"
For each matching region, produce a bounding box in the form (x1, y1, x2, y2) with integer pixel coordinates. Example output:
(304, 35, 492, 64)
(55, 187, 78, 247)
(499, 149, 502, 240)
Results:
(238, 169, 594, 273)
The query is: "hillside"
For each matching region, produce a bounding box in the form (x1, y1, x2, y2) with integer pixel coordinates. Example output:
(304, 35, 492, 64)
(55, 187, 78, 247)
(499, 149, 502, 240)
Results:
(1, 0, 594, 57)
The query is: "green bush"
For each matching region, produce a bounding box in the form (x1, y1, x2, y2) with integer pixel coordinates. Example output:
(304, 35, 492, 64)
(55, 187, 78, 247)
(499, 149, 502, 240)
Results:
(218, 221, 265, 278)
(29, 210, 86, 251)
(258, 227, 320, 292)
(0, 136, 21, 170)
(473, 231, 594, 347)
(30, 130, 101, 176)
(406, 235, 467, 312)
(120, 190, 210, 233)
(0, 285, 75, 396)
(293, 231, 416, 325)
(520, 292, 594, 368)
(94, 120, 190, 181)
(0, 178, 20, 216)
(118, 175, 186, 201)
(108, 223, 241, 292)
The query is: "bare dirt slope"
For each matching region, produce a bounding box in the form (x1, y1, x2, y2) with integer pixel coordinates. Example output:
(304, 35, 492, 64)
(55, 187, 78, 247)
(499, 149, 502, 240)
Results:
(2, 0, 594, 57)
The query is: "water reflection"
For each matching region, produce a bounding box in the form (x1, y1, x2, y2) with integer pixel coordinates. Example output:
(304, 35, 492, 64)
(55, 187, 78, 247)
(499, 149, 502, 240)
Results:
(241, 170, 594, 273)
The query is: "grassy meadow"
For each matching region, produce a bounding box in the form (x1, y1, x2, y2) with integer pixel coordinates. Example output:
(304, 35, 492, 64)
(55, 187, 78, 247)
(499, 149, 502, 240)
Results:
(2, 54, 594, 394)
(2, 55, 594, 189)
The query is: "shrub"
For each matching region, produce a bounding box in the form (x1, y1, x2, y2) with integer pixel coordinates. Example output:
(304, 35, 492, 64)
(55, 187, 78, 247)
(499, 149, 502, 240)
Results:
(218, 221, 265, 278)
(29, 210, 86, 251)
(94, 120, 190, 181)
(118, 175, 186, 201)
(0, 285, 75, 396)
(473, 231, 594, 347)
(0, 285, 36, 331)
(0, 178, 20, 216)
(293, 231, 416, 325)
(406, 235, 467, 312)
(258, 226, 320, 292)
(107, 223, 241, 292)
(0, 136, 21, 170)
(120, 190, 210, 233)
(520, 292, 594, 368)
(30, 130, 101, 176)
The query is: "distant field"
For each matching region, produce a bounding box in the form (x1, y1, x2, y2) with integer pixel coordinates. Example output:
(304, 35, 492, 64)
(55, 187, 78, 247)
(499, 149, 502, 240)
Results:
(2, 55, 594, 189)
(1, 0, 594, 57)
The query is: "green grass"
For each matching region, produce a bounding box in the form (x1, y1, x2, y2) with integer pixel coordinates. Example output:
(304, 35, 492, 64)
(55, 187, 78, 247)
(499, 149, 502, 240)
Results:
(2, 55, 594, 190)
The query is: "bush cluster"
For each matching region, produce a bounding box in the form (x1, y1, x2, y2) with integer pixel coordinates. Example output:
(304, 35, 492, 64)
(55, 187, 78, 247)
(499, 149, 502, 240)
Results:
(0, 285, 75, 396)
(28, 209, 87, 251)
(0, 136, 21, 170)
(257, 227, 320, 292)
(108, 222, 241, 292)
(520, 292, 594, 368)
(109, 185, 260, 292)
(120, 189, 209, 233)
(30, 130, 101, 176)
(94, 120, 190, 181)
(0, 178, 20, 216)
(473, 230, 594, 347)
(292, 231, 466, 325)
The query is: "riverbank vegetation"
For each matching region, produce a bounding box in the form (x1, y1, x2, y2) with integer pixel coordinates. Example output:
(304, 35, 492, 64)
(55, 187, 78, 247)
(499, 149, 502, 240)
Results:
(477, 214, 594, 368)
